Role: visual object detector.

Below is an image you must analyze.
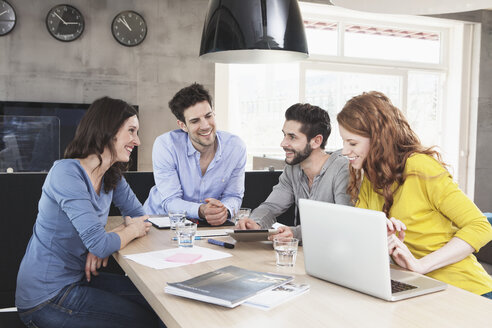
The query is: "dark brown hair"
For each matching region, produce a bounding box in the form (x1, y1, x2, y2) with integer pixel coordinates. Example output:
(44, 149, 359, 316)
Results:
(168, 83, 212, 122)
(285, 103, 331, 149)
(64, 96, 138, 192)
(337, 91, 446, 217)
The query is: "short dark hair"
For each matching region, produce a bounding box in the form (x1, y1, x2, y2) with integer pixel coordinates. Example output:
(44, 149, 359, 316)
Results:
(168, 83, 213, 122)
(285, 103, 331, 149)
(64, 96, 138, 192)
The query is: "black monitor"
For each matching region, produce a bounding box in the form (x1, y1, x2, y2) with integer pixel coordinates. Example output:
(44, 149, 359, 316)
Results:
(0, 101, 138, 172)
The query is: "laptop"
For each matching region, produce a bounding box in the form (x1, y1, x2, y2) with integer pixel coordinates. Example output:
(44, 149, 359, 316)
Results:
(299, 199, 447, 301)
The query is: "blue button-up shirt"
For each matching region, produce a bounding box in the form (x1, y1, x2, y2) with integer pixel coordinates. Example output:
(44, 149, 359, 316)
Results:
(143, 130, 247, 219)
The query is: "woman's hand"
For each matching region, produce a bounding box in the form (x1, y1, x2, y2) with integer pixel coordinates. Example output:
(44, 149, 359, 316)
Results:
(85, 252, 108, 282)
(388, 234, 427, 274)
(236, 218, 261, 230)
(126, 215, 151, 238)
(268, 226, 293, 241)
(386, 217, 406, 241)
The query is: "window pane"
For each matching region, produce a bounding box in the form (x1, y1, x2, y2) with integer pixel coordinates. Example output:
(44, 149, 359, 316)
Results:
(304, 70, 402, 150)
(407, 72, 442, 147)
(228, 64, 299, 167)
(304, 20, 338, 56)
(344, 24, 441, 64)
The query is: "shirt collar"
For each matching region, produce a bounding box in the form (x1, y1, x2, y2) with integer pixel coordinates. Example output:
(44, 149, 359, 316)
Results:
(185, 130, 223, 160)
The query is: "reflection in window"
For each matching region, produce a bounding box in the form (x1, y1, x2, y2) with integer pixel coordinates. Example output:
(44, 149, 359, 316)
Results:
(0, 116, 60, 172)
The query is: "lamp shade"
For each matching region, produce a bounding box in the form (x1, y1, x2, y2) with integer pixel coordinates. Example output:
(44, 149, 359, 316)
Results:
(199, 0, 309, 63)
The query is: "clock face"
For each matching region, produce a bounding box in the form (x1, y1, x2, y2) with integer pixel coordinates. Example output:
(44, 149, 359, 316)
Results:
(46, 4, 84, 42)
(0, 0, 16, 36)
(112, 11, 147, 47)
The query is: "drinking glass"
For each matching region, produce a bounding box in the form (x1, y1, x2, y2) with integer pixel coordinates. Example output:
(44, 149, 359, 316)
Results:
(168, 210, 187, 230)
(273, 237, 299, 267)
(176, 222, 198, 248)
(233, 208, 251, 224)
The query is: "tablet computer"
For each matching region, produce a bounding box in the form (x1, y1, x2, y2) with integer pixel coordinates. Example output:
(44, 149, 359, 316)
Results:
(147, 216, 193, 229)
(227, 229, 278, 242)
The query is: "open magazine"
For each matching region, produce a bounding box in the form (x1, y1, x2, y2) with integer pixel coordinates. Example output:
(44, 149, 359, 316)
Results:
(243, 282, 310, 310)
(165, 265, 293, 308)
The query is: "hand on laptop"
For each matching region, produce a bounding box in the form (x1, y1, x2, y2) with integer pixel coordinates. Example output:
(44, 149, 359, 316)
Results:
(387, 234, 426, 274)
(85, 252, 108, 282)
(236, 218, 261, 230)
(199, 198, 228, 226)
(267, 226, 293, 240)
(386, 217, 406, 241)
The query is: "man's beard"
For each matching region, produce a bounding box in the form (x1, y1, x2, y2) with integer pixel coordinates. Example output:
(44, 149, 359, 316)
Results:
(284, 143, 312, 166)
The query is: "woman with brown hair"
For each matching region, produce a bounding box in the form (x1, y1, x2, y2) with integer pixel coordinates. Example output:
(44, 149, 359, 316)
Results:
(337, 91, 492, 298)
(15, 97, 162, 326)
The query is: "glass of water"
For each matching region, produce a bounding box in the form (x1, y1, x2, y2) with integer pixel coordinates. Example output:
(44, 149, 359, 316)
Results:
(176, 222, 197, 248)
(273, 237, 299, 267)
(168, 210, 187, 230)
(233, 208, 251, 224)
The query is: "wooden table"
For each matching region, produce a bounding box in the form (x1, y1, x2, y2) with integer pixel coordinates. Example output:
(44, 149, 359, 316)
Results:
(110, 218, 492, 328)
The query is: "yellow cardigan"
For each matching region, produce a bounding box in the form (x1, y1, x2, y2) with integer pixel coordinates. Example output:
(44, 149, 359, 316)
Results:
(357, 153, 492, 295)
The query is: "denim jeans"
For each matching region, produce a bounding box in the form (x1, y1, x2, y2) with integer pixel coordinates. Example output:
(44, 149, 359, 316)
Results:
(18, 272, 164, 328)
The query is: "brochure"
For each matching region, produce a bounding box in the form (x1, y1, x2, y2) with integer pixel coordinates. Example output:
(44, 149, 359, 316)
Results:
(243, 282, 310, 310)
(165, 265, 293, 308)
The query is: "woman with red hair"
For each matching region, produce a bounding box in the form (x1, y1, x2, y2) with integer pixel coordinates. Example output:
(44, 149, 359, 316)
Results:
(337, 91, 492, 298)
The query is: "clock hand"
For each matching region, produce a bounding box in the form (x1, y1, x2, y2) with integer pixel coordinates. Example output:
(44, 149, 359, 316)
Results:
(53, 12, 67, 25)
(118, 17, 132, 31)
(0, 10, 8, 16)
(65, 22, 80, 25)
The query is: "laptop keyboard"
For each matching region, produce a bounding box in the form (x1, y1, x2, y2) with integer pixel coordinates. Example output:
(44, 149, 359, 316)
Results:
(391, 280, 418, 293)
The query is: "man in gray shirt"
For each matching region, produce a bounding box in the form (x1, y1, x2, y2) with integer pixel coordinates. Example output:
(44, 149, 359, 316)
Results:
(237, 103, 351, 240)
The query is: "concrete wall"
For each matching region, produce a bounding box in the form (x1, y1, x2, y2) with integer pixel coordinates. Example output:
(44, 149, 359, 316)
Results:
(432, 10, 492, 210)
(0, 0, 213, 171)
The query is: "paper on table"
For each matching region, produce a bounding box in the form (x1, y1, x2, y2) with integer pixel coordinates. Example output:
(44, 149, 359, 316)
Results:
(124, 246, 232, 269)
(165, 253, 202, 264)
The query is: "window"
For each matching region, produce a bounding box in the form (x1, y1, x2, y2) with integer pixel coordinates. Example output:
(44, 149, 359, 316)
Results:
(215, 4, 480, 194)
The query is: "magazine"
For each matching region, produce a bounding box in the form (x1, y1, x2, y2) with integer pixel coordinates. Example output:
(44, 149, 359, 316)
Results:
(243, 282, 310, 310)
(165, 265, 293, 308)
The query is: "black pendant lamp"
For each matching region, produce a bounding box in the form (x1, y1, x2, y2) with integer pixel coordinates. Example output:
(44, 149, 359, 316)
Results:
(199, 0, 309, 63)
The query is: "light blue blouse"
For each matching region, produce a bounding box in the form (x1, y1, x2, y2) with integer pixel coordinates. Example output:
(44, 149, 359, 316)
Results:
(16, 159, 144, 309)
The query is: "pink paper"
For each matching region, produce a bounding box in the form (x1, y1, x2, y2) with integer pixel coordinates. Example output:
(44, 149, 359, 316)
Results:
(165, 253, 203, 264)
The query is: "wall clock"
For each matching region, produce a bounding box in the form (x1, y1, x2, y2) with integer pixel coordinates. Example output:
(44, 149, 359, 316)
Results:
(0, 0, 16, 36)
(112, 11, 147, 47)
(46, 4, 84, 42)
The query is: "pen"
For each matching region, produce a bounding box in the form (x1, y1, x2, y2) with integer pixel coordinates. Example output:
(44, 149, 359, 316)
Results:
(171, 236, 204, 241)
(208, 238, 235, 249)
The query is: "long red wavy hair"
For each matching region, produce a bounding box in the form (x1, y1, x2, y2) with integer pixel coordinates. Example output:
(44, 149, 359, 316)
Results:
(337, 91, 446, 217)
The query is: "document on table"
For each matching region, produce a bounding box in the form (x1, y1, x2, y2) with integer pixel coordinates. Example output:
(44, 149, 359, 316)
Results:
(124, 246, 232, 269)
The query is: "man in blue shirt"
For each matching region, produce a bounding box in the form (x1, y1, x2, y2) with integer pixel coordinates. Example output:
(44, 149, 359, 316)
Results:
(144, 83, 246, 225)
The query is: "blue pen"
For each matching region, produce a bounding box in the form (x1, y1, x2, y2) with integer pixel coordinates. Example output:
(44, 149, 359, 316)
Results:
(171, 236, 204, 241)
(208, 238, 235, 249)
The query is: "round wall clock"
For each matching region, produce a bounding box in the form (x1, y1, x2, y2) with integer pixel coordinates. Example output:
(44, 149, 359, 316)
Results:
(46, 4, 84, 42)
(112, 11, 147, 47)
(0, 0, 16, 36)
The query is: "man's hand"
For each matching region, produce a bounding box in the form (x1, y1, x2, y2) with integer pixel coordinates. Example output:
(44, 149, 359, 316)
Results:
(268, 226, 293, 241)
(85, 252, 108, 282)
(199, 198, 228, 226)
(236, 218, 261, 230)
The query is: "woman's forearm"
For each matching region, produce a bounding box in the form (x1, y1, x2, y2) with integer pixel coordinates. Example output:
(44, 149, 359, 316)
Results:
(420, 237, 474, 274)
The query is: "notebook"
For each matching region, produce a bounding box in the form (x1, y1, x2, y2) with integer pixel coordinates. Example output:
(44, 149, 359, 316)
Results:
(299, 199, 447, 301)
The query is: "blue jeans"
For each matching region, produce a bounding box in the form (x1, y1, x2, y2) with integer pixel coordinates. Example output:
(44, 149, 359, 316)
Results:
(18, 272, 164, 328)
(482, 291, 492, 299)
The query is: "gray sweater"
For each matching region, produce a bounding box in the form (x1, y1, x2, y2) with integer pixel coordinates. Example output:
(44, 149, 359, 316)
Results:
(251, 149, 352, 240)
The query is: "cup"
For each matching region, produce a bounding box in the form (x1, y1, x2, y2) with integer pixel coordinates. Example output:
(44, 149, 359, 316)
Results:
(233, 208, 251, 224)
(168, 210, 187, 230)
(273, 237, 299, 267)
(176, 222, 198, 248)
